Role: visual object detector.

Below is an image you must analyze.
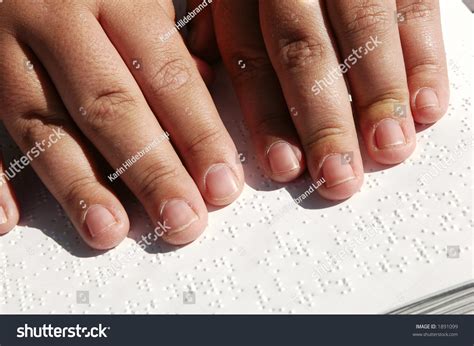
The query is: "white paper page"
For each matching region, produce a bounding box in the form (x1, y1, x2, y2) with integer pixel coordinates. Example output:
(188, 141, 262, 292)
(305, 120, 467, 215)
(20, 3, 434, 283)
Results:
(0, 0, 472, 314)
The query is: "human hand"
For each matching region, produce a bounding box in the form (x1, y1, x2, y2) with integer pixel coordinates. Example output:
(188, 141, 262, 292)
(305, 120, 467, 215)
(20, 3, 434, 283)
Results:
(0, 0, 246, 249)
(189, 0, 449, 200)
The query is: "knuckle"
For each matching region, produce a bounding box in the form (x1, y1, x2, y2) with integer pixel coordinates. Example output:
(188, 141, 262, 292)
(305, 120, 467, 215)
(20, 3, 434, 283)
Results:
(150, 57, 194, 96)
(360, 88, 409, 110)
(230, 53, 274, 84)
(16, 113, 67, 146)
(302, 121, 352, 152)
(83, 89, 138, 132)
(137, 163, 180, 201)
(398, 0, 437, 22)
(61, 176, 98, 207)
(341, 1, 391, 38)
(278, 36, 326, 71)
(253, 112, 290, 136)
(183, 126, 224, 157)
(406, 57, 443, 77)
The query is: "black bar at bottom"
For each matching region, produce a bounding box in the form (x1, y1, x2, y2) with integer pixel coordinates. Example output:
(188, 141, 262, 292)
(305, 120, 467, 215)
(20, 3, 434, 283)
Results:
(0, 315, 472, 346)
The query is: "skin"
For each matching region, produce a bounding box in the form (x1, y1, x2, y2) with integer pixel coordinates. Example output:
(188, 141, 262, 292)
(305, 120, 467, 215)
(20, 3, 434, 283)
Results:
(188, 0, 449, 198)
(0, 0, 449, 250)
(0, 0, 245, 249)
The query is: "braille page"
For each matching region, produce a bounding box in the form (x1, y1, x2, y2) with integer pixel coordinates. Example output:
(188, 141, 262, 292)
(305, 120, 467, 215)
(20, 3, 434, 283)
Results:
(0, 0, 472, 314)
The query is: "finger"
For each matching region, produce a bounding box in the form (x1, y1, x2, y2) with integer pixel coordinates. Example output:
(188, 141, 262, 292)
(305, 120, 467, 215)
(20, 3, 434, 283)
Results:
(0, 152, 20, 235)
(100, 0, 243, 206)
(156, 0, 215, 84)
(0, 39, 128, 249)
(396, 0, 449, 124)
(157, 0, 175, 18)
(22, 9, 208, 244)
(213, 0, 305, 183)
(192, 54, 215, 86)
(259, 0, 363, 200)
(326, 0, 416, 165)
(186, 0, 220, 62)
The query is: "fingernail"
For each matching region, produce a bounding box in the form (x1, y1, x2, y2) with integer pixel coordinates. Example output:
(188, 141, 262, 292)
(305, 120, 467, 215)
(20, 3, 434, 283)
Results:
(375, 119, 406, 149)
(267, 141, 300, 175)
(205, 164, 239, 200)
(322, 154, 356, 188)
(85, 205, 117, 237)
(415, 88, 439, 111)
(160, 199, 199, 235)
(0, 206, 7, 224)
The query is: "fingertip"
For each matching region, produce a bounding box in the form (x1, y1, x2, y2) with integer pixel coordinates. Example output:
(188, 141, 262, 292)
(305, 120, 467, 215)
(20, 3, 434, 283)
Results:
(316, 153, 364, 201)
(82, 204, 129, 250)
(412, 87, 449, 124)
(318, 177, 363, 201)
(161, 218, 207, 245)
(0, 203, 20, 235)
(158, 198, 208, 245)
(364, 117, 417, 165)
(0, 180, 20, 235)
(266, 141, 305, 183)
(203, 163, 243, 206)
